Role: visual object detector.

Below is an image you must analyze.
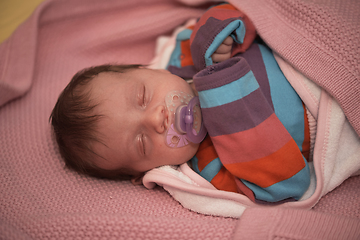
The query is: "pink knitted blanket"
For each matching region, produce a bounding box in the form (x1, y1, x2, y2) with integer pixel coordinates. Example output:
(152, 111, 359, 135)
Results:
(234, 0, 360, 137)
(1, 0, 359, 239)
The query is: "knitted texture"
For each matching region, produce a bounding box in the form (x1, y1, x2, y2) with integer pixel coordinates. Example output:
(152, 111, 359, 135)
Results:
(233, 208, 360, 240)
(0, 1, 239, 239)
(0, 0, 359, 239)
(230, 0, 360, 136)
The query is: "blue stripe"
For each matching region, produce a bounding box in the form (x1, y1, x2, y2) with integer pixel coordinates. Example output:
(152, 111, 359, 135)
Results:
(200, 158, 223, 182)
(199, 71, 259, 109)
(191, 156, 200, 174)
(167, 41, 182, 68)
(241, 159, 310, 202)
(177, 28, 193, 40)
(204, 20, 245, 66)
(167, 29, 193, 69)
(258, 44, 305, 151)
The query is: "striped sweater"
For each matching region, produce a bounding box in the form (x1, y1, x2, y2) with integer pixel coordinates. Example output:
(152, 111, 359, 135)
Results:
(167, 4, 311, 203)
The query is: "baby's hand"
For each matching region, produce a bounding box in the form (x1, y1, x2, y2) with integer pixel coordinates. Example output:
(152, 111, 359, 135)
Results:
(211, 36, 233, 63)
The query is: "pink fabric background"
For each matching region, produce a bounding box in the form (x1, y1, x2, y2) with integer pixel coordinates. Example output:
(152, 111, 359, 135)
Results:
(0, 0, 359, 239)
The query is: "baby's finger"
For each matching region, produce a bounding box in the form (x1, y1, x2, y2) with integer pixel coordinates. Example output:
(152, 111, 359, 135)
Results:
(222, 36, 233, 46)
(215, 43, 232, 54)
(212, 52, 231, 63)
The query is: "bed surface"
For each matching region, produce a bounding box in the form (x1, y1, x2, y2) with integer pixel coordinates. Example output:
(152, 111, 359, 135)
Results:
(1, 0, 359, 239)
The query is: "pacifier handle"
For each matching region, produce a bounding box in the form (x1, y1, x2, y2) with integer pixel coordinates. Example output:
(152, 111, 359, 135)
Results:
(175, 97, 207, 144)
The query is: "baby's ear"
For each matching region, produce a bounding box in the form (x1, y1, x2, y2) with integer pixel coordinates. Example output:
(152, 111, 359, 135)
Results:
(131, 173, 144, 185)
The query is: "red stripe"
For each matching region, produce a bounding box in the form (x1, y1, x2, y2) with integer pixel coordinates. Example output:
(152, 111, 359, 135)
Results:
(212, 113, 292, 165)
(180, 26, 194, 67)
(301, 103, 311, 161)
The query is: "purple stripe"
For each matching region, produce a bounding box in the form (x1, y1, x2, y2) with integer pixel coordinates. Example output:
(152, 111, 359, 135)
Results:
(201, 88, 274, 136)
(194, 57, 251, 92)
(237, 43, 273, 109)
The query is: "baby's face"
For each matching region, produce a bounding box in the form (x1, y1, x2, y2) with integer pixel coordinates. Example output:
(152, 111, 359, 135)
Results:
(90, 68, 199, 176)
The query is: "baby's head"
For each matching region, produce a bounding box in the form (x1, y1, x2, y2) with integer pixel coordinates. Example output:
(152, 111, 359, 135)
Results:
(50, 64, 199, 180)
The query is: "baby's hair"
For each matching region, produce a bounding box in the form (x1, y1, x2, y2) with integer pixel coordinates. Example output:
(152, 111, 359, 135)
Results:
(50, 64, 142, 179)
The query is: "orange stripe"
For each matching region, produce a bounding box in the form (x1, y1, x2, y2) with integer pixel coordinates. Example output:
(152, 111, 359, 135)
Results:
(180, 39, 194, 67)
(210, 167, 238, 193)
(196, 136, 219, 172)
(224, 139, 306, 188)
(212, 113, 292, 165)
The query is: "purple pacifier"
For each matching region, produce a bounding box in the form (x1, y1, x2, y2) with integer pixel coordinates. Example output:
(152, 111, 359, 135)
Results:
(165, 91, 207, 148)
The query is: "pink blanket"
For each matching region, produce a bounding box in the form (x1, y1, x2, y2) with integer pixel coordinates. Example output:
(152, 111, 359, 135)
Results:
(1, 0, 359, 239)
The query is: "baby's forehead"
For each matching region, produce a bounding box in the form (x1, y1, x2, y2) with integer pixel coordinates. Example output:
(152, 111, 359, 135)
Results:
(88, 72, 132, 125)
(89, 69, 143, 88)
(92, 71, 124, 83)
(89, 72, 124, 93)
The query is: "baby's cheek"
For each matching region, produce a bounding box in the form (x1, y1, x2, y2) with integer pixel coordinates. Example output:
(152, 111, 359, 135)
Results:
(182, 143, 199, 161)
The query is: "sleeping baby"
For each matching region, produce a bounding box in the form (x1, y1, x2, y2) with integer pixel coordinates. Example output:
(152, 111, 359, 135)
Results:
(50, 4, 311, 203)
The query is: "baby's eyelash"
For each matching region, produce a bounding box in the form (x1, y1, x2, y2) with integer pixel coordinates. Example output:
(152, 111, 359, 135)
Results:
(141, 134, 146, 155)
(137, 84, 146, 107)
(142, 85, 146, 105)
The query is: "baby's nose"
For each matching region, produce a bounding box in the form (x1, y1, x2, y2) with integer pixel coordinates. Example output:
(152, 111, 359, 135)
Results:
(147, 105, 167, 134)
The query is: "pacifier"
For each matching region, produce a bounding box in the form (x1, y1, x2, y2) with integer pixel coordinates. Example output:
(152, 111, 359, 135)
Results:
(165, 91, 207, 148)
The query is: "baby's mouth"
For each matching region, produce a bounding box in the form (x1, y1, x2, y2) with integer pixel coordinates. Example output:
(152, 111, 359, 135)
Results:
(164, 90, 194, 134)
(164, 90, 206, 148)
(164, 107, 170, 131)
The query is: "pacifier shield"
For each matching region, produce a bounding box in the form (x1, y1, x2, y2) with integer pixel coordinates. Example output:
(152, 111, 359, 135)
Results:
(165, 91, 207, 148)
